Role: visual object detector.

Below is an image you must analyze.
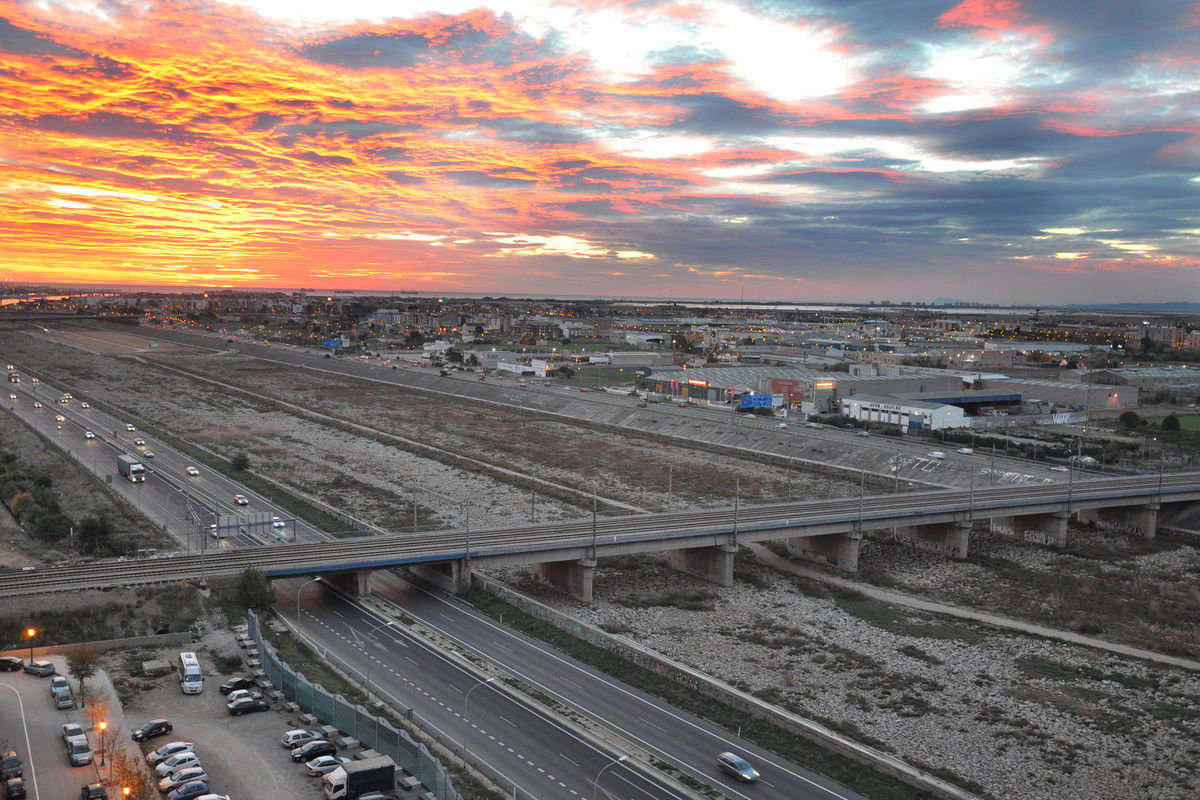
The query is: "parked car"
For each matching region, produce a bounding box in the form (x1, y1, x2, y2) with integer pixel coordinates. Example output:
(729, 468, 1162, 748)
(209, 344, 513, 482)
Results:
(717, 751, 759, 783)
(23, 660, 54, 677)
(65, 736, 93, 767)
(225, 689, 263, 704)
(50, 676, 70, 695)
(290, 740, 336, 762)
(4, 777, 25, 799)
(147, 742, 194, 766)
(218, 676, 254, 695)
(304, 755, 350, 777)
(80, 783, 107, 800)
(159, 767, 207, 792)
(0, 753, 20, 780)
(227, 696, 269, 715)
(0, 657, 22, 672)
(193, 795, 230, 800)
(131, 718, 173, 742)
(280, 729, 320, 748)
(62, 723, 85, 741)
(356, 793, 399, 800)
(166, 781, 210, 800)
(156, 752, 201, 777)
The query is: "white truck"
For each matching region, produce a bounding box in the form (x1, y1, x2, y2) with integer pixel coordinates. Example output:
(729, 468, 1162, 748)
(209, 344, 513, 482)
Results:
(117, 454, 145, 482)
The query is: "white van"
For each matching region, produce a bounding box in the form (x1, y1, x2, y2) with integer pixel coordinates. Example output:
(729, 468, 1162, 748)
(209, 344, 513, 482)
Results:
(177, 652, 203, 694)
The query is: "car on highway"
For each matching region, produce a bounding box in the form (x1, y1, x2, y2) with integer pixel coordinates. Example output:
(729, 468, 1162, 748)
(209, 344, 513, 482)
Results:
(30, 377, 37, 384)
(144, 451, 154, 458)
(186, 466, 200, 476)
(24, 660, 54, 677)
(227, 696, 269, 715)
(928, 451, 945, 459)
(777, 422, 787, 429)
(32, 402, 40, 408)
(806, 422, 822, 428)
(134, 437, 145, 446)
(636, 401, 647, 407)
(0, 657, 22, 672)
(1050, 466, 1070, 473)
(166, 781, 210, 800)
(218, 676, 254, 695)
(80, 402, 89, 408)
(55, 413, 65, 422)
(125, 424, 135, 431)
(159, 767, 207, 793)
(7, 394, 14, 401)
(147, 742, 194, 766)
(280, 729, 320, 748)
(85, 431, 95, 439)
(304, 755, 350, 777)
(717, 751, 759, 783)
(290, 740, 336, 762)
(233, 495, 248, 505)
(131, 718, 173, 742)
(272, 517, 285, 528)
(856, 429, 870, 436)
(957, 448, 974, 455)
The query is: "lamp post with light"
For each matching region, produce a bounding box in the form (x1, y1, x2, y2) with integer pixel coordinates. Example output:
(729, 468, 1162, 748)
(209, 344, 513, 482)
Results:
(296, 576, 322, 628)
(462, 676, 495, 767)
(593, 754, 629, 799)
(26, 627, 35, 662)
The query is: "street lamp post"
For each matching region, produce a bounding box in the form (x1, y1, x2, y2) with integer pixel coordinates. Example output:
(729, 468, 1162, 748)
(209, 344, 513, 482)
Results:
(98, 720, 107, 776)
(593, 754, 629, 799)
(296, 576, 322, 630)
(462, 676, 495, 766)
(26, 628, 35, 662)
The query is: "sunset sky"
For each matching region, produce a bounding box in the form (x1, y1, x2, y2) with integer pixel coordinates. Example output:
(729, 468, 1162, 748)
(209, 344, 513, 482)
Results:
(2, 0, 1198, 303)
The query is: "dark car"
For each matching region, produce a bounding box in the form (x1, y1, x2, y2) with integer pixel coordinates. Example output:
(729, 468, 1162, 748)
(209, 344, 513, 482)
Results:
(4, 778, 25, 799)
(717, 751, 759, 783)
(166, 780, 209, 800)
(0, 657, 22, 672)
(290, 740, 336, 762)
(132, 718, 173, 742)
(227, 697, 270, 715)
(0, 753, 20, 781)
(81, 783, 107, 800)
(218, 676, 254, 695)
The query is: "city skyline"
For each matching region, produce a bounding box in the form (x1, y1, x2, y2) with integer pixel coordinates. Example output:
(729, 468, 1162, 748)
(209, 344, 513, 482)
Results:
(2, 0, 1198, 304)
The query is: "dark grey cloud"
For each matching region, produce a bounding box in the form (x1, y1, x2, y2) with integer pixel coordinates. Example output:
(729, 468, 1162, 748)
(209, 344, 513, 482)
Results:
(299, 32, 429, 69)
(385, 170, 425, 185)
(0, 17, 88, 58)
(480, 117, 590, 144)
(27, 111, 196, 142)
(445, 170, 537, 188)
(295, 151, 355, 166)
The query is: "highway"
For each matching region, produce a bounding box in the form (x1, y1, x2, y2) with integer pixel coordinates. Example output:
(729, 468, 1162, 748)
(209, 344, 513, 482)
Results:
(286, 574, 867, 800)
(4, 373, 328, 551)
(3, 472, 1198, 597)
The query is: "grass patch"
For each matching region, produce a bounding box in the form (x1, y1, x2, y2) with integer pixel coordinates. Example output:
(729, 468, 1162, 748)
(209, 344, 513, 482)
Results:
(466, 588, 967, 800)
(616, 588, 718, 611)
(1017, 657, 1160, 691)
(835, 597, 985, 643)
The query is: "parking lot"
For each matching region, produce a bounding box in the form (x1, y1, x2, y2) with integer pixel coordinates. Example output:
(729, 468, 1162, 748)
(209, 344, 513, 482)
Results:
(0, 640, 323, 800)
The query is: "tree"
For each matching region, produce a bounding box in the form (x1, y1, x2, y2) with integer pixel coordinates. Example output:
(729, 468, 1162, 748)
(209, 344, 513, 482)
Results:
(231, 452, 250, 471)
(1162, 414, 1181, 432)
(78, 515, 113, 556)
(67, 646, 101, 708)
(1119, 411, 1142, 429)
(237, 566, 276, 613)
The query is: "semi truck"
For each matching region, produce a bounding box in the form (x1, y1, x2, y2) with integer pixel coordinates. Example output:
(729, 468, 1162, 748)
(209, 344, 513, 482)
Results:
(323, 755, 396, 800)
(117, 454, 145, 482)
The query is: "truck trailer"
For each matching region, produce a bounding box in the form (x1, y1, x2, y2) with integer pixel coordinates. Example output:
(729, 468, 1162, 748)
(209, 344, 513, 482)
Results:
(117, 454, 145, 482)
(323, 755, 396, 800)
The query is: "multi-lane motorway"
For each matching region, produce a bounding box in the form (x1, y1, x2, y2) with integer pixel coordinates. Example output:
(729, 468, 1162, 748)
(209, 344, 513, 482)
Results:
(287, 573, 868, 800)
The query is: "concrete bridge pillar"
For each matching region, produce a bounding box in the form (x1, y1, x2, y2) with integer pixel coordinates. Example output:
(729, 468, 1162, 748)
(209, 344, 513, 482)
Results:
(665, 543, 736, 587)
(787, 531, 861, 571)
(892, 519, 970, 559)
(322, 570, 374, 597)
(990, 511, 1069, 546)
(1077, 503, 1159, 538)
(409, 560, 471, 595)
(530, 558, 596, 602)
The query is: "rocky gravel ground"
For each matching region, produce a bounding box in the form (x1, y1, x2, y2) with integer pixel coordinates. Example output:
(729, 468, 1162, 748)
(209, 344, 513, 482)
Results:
(7, 328, 1200, 800)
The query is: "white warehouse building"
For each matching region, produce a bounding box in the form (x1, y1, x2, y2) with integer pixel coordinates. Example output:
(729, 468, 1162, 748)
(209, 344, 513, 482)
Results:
(840, 395, 968, 431)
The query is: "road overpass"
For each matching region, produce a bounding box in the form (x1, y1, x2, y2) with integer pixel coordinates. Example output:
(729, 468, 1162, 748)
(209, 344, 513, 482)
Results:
(3, 472, 1198, 600)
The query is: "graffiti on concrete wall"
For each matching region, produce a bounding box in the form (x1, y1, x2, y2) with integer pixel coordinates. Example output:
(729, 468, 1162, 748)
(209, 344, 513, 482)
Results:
(893, 532, 962, 557)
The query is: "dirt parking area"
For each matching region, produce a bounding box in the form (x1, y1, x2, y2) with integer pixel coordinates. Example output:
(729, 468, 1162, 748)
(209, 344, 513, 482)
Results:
(116, 636, 324, 800)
